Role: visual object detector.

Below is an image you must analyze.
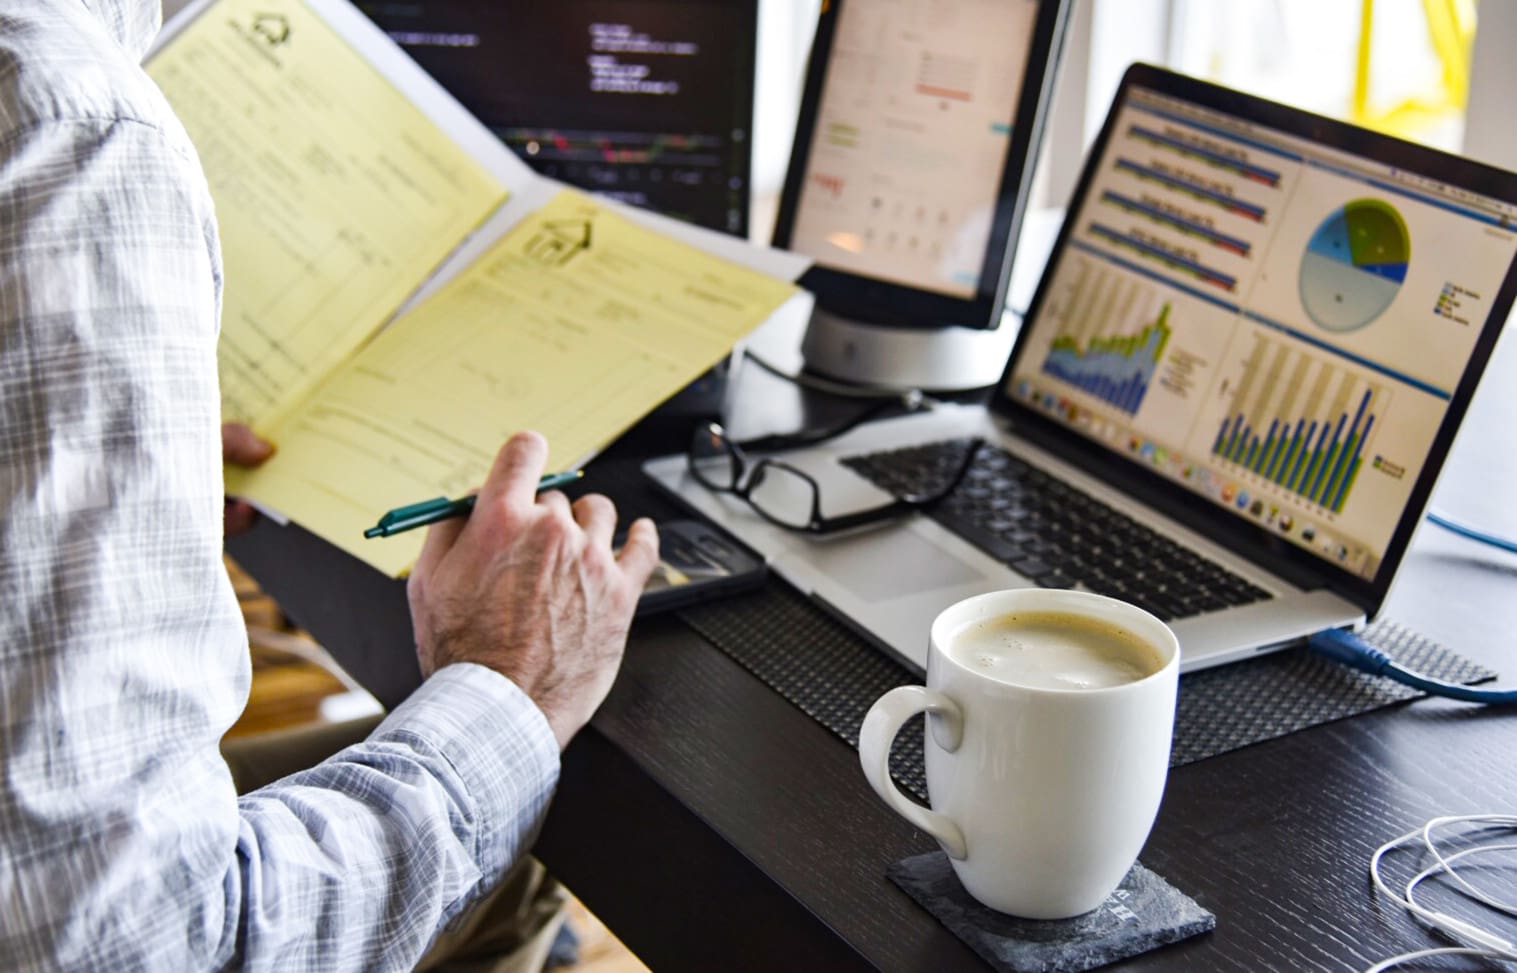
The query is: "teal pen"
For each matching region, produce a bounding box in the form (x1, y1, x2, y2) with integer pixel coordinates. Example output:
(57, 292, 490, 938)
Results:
(364, 471, 583, 539)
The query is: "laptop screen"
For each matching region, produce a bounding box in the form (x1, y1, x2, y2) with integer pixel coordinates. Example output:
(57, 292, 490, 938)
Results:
(1005, 78, 1517, 583)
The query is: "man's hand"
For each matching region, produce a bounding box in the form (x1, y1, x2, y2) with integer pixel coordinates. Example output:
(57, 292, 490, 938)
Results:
(222, 422, 274, 538)
(405, 431, 660, 750)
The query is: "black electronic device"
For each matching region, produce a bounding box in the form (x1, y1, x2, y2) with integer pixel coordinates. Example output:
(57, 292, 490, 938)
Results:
(771, 0, 1070, 389)
(356, 0, 757, 237)
(633, 519, 766, 616)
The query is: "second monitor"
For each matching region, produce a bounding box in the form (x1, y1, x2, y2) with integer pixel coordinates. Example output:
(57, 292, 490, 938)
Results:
(772, 0, 1068, 389)
(357, 0, 757, 237)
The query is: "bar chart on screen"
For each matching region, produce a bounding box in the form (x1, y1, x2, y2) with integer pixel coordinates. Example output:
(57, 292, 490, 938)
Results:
(1074, 103, 1293, 302)
(1036, 255, 1197, 418)
(1210, 331, 1385, 514)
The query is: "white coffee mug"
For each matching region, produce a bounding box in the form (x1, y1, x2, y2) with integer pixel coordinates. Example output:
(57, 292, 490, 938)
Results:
(858, 588, 1180, 919)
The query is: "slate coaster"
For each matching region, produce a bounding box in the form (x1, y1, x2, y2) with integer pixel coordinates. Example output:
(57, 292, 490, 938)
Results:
(887, 853, 1215, 973)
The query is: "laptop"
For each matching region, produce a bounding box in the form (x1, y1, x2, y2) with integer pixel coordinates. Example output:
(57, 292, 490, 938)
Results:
(644, 63, 1517, 674)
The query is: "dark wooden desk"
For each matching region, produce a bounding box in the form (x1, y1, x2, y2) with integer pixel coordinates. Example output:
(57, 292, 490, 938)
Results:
(229, 332, 1517, 972)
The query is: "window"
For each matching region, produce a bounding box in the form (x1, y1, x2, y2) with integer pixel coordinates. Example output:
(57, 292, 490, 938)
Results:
(1039, 0, 1490, 210)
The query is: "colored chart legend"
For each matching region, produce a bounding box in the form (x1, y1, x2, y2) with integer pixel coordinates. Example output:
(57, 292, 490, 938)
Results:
(1043, 304, 1172, 415)
(1211, 334, 1382, 513)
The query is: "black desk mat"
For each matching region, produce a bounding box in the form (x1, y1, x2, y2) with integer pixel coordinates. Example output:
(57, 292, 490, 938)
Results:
(676, 580, 1497, 802)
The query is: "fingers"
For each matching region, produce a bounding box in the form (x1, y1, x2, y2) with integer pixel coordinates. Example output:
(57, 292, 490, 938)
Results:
(477, 431, 549, 516)
(615, 517, 660, 586)
(536, 489, 573, 524)
(224, 499, 259, 538)
(572, 493, 617, 549)
(222, 423, 274, 468)
(429, 434, 657, 595)
(414, 508, 469, 579)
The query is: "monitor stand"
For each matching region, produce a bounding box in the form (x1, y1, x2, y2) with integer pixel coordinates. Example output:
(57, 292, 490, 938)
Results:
(799, 307, 1019, 392)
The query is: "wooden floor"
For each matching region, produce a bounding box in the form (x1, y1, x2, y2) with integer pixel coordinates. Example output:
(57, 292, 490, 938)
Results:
(226, 557, 649, 972)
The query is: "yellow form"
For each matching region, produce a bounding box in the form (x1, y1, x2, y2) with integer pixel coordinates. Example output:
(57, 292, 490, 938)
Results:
(227, 190, 798, 577)
(147, 0, 507, 429)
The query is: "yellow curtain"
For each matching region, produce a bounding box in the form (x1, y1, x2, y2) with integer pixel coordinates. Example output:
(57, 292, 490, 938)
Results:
(1352, 0, 1477, 141)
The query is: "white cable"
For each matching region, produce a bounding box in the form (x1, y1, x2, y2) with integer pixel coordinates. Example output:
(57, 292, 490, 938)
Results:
(1408, 844, 1517, 916)
(1366, 946, 1517, 973)
(1420, 815, 1517, 917)
(1366, 814, 1517, 973)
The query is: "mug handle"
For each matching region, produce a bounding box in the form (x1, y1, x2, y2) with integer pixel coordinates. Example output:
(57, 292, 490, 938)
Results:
(858, 685, 967, 860)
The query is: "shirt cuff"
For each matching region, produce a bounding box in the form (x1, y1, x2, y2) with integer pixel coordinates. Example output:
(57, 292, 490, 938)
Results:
(374, 663, 560, 873)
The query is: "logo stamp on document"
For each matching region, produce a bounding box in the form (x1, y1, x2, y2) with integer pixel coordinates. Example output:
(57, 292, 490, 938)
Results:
(524, 218, 594, 267)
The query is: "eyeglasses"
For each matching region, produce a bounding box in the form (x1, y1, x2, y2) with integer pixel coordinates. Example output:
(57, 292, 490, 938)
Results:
(688, 422, 983, 535)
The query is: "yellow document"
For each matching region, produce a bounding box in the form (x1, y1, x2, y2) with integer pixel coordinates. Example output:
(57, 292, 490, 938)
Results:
(148, 0, 507, 428)
(227, 190, 798, 577)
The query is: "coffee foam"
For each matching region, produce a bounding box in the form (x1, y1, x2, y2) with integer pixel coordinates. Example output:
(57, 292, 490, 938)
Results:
(945, 610, 1163, 690)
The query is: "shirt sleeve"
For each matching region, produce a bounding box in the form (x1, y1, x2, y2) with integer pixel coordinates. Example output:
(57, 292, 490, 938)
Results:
(234, 664, 560, 970)
(0, 61, 557, 973)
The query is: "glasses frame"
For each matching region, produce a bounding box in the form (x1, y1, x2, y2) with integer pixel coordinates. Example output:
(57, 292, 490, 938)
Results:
(688, 423, 983, 535)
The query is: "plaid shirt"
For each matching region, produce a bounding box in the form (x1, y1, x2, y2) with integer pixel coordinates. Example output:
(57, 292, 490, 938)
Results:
(0, 2, 558, 968)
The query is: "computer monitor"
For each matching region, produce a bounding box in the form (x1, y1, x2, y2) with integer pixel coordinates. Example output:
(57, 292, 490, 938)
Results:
(356, 0, 757, 237)
(771, 0, 1068, 389)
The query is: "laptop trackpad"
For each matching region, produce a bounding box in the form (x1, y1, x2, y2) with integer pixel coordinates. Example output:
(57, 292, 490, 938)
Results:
(798, 527, 985, 602)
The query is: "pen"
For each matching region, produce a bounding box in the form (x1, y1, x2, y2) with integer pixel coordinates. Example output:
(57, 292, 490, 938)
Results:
(364, 471, 584, 539)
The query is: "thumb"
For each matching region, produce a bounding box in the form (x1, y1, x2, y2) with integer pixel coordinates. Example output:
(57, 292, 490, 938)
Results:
(222, 423, 275, 468)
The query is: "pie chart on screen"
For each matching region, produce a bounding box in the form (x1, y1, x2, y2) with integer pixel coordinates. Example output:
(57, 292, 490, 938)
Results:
(1299, 198, 1410, 333)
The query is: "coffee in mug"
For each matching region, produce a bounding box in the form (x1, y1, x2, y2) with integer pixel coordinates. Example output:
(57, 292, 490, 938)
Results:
(944, 610, 1164, 690)
(858, 589, 1179, 919)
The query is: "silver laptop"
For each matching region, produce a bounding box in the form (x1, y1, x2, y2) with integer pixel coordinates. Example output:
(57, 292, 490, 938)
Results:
(645, 64, 1517, 674)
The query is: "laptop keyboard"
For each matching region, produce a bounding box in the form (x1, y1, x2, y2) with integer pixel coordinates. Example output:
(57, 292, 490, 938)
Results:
(840, 439, 1272, 622)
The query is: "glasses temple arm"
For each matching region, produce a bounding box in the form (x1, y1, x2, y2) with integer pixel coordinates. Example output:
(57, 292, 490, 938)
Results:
(904, 438, 985, 505)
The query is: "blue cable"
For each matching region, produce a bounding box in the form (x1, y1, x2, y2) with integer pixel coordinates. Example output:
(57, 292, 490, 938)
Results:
(1306, 628, 1517, 705)
(1350, 509, 1517, 702)
(1426, 508, 1517, 555)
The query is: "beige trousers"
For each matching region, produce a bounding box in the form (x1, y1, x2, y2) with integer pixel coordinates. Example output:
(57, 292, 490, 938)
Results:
(222, 718, 567, 973)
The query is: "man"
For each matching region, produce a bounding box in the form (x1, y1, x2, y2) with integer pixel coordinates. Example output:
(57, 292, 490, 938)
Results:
(0, 0, 659, 968)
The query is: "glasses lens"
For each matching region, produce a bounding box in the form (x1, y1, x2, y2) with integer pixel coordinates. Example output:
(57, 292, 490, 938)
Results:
(746, 462, 818, 529)
(689, 424, 740, 490)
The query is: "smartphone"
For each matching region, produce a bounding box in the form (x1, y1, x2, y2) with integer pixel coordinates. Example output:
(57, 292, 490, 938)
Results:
(631, 519, 767, 616)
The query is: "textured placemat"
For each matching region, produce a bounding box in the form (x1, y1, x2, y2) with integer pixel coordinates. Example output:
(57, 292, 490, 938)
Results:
(676, 581, 1497, 803)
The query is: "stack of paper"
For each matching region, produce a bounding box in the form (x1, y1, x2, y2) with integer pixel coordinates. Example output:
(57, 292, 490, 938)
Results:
(149, 0, 807, 576)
